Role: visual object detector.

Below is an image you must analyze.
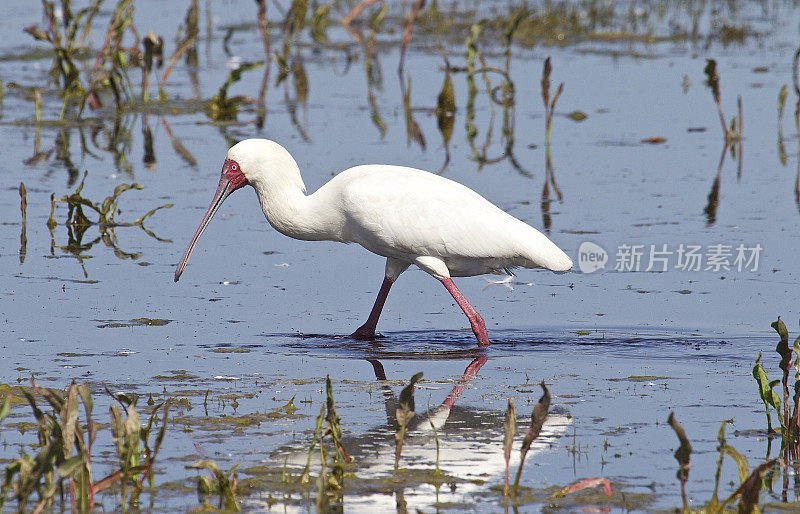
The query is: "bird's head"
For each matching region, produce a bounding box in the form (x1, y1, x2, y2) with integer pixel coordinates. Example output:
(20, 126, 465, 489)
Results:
(174, 139, 302, 282)
(224, 139, 304, 190)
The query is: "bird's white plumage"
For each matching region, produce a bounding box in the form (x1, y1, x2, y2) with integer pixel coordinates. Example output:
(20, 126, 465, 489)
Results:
(177, 139, 573, 346)
(229, 139, 572, 280)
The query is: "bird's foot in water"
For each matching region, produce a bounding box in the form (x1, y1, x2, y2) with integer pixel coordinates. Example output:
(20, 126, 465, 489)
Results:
(350, 325, 377, 340)
(471, 321, 491, 348)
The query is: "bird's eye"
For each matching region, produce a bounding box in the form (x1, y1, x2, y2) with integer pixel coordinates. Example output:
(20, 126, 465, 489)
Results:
(231, 164, 238, 171)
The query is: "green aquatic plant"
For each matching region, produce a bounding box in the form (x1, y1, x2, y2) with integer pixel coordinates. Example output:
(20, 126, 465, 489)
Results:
(275, 0, 308, 84)
(511, 381, 549, 497)
(540, 56, 565, 231)
(398, 0, 424, 74)
(668, 412, 692, 512)
(46, 171, 172, 275)
(701, 60, 744, 225)
(49, 171, 172, 235)
(309, 2, 331, 43)
(19, 182, 27, 264)
(24, 0, 144, 114)
(753, 352, 783, 435)
(395, 372, 422, 470)
(791, 48, 800, 214)
(703, 59, 742, 144)
(323, 374, 350, 497)
(0, 396, 10, 427)
(502, 397, 516, 497)
(342, 0, 380, 26)
(667, 413, 782, 513)
(159, 0, 198, 99)
(298, 376, 351, 509)
(299, 377, 352, 475)
(0, 381, 169, 512)
(106, 389, 171, 504)
(541, 57, 564, 147)
(752, 317, 800, 459)
(793, 49, 800, 129)
(434, 53, 455, 171)
(187, 460, 240, 511)
(206, 61, 265, 121)
(403, 76, 425, 149)
(359, 1, 388, 138)
(435, 60, 455, 132)
(0, 382, 95, 512)
(707, 419, 747, 511)
(87, 0, 136, 110)
(33, 89, 42, 122)
(459, 16, 531, 176)
(300, 404, 326, 485)
(141, 32, 163, 103)
(778, 84, 788, 166)
(24, 0, 103, 95)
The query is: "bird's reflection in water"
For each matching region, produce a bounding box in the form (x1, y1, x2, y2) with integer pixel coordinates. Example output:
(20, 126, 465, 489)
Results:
(365, 355, 488, 430)
(267, 355, 572, 512)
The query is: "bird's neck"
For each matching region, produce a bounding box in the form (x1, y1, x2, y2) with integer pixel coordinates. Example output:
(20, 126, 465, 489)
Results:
(252, 181, 344, 242)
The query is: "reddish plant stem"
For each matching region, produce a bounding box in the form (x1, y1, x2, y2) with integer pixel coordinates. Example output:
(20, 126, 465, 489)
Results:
(342, 0, 380, 26)
(399, 0, 425, 74)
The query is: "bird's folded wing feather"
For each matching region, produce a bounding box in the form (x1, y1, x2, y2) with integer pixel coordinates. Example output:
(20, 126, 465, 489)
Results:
(336, 166, 528, 260)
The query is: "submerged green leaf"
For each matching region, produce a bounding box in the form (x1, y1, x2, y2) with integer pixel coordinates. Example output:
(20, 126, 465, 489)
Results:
(753, 353, 783, 432)
(778, 84, 788, 119)
(503, 397, 516, 496)
(395, 372, 423, 469)
(187, 460, 240, 511)
(512, 382, 550, 497)
(521, 382, 550, 457)
(325, 376, 351, 463)
(668, 412, 692, 512)
(134, 204, 173, 225)
(0, 395, 11, 424)
(773, 317, 793, 377)
(309, 3, 330, 43)
(793, 319, 800, 381)
(719, 458, 782, 512)
(504, 9, 527, 47)
(436, 71, 455, 144)
(398, 372, 423, 416)
(465, 20, 486, 73)
(704, 59, 721, 105)
(300, 403, 326, 485)
(710, 418, 748, 510)
(57, 455, 85, 478)
(368, 1, 388, 32)
(207, 61, 264, 121)
(281, 396, 297, 415)
(668, 412, 692, 479)
(567, 110, 587, 122)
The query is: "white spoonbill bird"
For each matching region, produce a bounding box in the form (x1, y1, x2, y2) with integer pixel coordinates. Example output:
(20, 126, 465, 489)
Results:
(174, 139, 572, 347)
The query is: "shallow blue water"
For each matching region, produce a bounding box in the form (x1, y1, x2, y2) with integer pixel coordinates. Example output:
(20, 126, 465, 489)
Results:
(1, 0, 799, 511)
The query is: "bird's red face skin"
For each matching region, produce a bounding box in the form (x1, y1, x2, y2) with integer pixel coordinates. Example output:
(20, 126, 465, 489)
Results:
(221, 158, 248, 191)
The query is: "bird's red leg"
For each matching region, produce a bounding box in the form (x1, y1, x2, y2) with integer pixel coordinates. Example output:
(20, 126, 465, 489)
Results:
(442, 356, 489, 408)
(441, 278, 491, 347)
(351, 276, 394, 339)
(366, 359, 388, 380)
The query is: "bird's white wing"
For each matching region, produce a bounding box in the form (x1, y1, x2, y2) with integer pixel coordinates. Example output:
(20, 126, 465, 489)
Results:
(335, 166, 531, 261)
